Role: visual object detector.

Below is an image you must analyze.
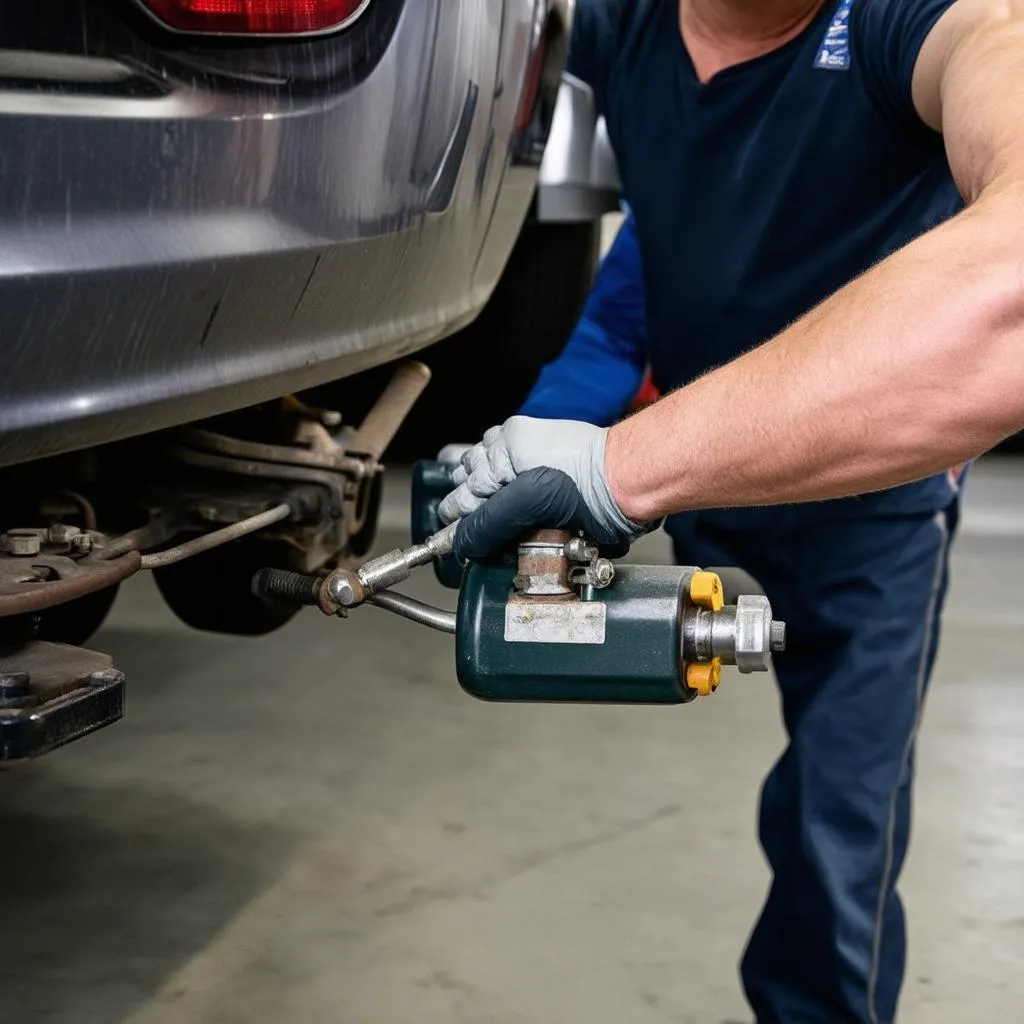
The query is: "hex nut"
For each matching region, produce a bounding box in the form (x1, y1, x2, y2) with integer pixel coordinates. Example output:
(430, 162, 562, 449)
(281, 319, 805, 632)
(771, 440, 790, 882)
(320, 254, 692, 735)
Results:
(565, 537, 591, 562)
(47, 523, 81, 545)
(3, 530, 43, 557)
(734, 594, 774, 674)
(71, 533, 95, 555)
(0, 671, 34, 708)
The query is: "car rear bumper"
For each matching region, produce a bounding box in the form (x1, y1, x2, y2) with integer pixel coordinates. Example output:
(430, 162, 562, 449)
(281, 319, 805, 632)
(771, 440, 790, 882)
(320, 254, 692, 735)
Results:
(535, 74, 622, 223)
(0, 0, 557, 467)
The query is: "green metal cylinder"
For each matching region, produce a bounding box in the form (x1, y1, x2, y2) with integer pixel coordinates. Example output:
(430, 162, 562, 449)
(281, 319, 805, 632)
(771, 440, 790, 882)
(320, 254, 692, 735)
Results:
(410, 460, 464, 590)
(456, 562, 700, 704)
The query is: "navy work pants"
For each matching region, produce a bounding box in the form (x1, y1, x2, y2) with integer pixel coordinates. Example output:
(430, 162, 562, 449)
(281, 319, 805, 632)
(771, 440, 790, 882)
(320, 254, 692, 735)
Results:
(668, 497, 958, 1024)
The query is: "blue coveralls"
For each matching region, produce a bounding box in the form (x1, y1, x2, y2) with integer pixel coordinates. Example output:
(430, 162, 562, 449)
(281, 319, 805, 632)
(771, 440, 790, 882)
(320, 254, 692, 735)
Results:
(521, 2, 962, 1020)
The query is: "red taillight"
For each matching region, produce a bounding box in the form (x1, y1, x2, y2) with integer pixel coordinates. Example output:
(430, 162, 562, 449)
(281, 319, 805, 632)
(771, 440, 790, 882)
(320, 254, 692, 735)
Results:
(139, 0, 368, 36)
(515, 32, 547, 134)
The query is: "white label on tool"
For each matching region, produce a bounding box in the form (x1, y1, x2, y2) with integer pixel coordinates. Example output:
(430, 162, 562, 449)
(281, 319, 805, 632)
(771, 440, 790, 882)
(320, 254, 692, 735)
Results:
(504, 602, 607, 645)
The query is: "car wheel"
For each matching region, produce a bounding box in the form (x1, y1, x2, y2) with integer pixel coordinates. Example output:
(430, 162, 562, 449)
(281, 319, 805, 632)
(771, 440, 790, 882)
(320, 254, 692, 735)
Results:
(154, 540, 302, 636)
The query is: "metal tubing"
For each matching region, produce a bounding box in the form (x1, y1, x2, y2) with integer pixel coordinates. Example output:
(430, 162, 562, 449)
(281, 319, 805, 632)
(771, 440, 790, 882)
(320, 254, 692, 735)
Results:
(346, 362, 432, 461)
(139, 504, 291, 570)
(367, 591, 457, 634)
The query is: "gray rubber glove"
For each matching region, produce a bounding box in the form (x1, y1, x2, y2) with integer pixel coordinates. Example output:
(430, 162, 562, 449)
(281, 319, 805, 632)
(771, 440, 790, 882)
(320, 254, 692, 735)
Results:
(438, 416, 651, 560)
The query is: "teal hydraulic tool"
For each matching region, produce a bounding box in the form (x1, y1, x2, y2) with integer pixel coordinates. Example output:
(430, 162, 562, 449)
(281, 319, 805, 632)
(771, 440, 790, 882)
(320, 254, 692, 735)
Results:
(253, 464, 786, 705)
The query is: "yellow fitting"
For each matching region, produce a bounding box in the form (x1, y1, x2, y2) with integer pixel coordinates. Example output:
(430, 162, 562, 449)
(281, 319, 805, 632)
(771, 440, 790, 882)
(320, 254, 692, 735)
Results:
(686, 658, 722, 696)
(689, 570, 724, 611)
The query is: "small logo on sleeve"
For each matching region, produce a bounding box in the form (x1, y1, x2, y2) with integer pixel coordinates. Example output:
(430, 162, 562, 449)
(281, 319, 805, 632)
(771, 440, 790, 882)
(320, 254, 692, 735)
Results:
(814, 0, 855, 71)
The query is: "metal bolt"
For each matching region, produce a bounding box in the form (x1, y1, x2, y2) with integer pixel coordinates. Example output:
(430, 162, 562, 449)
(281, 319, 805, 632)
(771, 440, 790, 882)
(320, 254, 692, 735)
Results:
(593, 558, 615, 588)
(565, 537, 590, 562)
(733, 594, 775, 674)
(71, 533, 94, 556)
(329, 575, 359, 608)
(770, 621, 787, 653)
(87, 668, 123, 688)
(47, 523, 80, 545)
(3, 530, 42, 557)
(0, 671, 34, 708)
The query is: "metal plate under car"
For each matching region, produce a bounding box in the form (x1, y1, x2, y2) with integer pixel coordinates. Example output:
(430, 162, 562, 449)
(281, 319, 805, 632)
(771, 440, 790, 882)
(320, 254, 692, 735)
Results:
(0, 642, 125, 764)
(504, 601, 607, 645)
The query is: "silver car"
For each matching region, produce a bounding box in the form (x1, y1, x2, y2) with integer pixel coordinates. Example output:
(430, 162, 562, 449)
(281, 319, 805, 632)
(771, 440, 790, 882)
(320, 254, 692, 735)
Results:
(0, 0, 618, 760)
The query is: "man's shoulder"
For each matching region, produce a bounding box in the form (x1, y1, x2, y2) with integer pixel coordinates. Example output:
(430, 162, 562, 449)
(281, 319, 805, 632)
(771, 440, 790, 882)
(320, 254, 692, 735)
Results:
(568, 0, 656, 108)
(570, 0, 652, 56)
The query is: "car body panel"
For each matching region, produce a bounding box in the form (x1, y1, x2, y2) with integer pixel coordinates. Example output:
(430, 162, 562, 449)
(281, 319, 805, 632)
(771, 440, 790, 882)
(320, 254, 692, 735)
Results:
(535, 74, 621, 223)
(0, 0, 551, 467)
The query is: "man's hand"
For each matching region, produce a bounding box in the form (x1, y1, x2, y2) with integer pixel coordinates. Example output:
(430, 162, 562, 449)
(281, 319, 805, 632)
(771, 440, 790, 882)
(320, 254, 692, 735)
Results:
(437, 416, 652, 561)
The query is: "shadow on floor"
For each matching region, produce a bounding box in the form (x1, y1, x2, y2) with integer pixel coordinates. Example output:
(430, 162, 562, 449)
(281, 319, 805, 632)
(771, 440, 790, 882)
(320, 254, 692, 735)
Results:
(0, 771, 297, 1023)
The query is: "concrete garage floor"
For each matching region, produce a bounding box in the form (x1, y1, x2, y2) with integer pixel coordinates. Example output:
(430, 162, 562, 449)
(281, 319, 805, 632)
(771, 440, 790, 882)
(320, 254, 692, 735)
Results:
(3, 460, 1024, 1023)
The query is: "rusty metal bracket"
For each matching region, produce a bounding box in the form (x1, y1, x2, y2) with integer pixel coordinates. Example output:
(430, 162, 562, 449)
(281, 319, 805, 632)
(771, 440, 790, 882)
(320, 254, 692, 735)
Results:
(0, 643, 125, 764)
(0, 549, 141, 618)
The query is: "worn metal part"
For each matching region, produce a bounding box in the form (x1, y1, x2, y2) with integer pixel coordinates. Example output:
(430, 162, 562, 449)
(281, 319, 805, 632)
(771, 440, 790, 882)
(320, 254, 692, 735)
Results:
(0, 550, 141, 617)
(251, 567, 322, 608)
(251, 557, 459, 633)
(0, 643, 125, 764)
(368, 592, 457, 634)
(0, 671, 34, 709)
(565, 538, 616, 590)
(2, 529, 43, 557)
(325, 571, 363, 612)
(139, 503, 292, 570)
(180, 426, 370, 478)
(166, 364, 429, 576)
(514, 530, 573, 596)
(326, 520, 459, 608)
(346, 362, 433, 461)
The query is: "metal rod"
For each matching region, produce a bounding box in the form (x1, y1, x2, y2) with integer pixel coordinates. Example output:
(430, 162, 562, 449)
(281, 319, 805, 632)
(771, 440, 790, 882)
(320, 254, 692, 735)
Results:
(354, 520, 459, 596)
(139, 504, 291, 570)
(346, 361, 432, 461)
(367, 591, 457, 634)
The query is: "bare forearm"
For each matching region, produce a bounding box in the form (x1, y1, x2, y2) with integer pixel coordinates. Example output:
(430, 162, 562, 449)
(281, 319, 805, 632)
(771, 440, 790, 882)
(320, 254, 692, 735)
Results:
(606, 185, 1024, 519)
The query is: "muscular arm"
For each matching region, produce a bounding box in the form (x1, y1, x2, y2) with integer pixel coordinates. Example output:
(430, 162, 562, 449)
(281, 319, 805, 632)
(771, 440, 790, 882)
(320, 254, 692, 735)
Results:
(606, 0, 1024, 518)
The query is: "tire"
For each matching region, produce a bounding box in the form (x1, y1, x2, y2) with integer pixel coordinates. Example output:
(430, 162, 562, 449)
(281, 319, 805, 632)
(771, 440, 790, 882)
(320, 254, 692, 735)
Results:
(154, 540, 302, 637)
(316, 219, 601, 462)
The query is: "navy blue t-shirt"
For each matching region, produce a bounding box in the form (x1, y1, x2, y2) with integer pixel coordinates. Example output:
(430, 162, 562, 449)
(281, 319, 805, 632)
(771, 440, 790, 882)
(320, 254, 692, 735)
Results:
(568, 0, 962, 513)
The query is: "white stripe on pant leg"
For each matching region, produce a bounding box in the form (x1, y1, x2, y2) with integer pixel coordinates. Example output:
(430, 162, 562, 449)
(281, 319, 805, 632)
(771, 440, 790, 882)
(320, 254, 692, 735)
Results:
(867, 510, 949, 1024)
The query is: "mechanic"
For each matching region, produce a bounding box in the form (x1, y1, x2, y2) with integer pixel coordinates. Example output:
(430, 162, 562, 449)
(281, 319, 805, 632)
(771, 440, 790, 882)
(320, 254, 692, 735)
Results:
(440, 1, 1024, 1021)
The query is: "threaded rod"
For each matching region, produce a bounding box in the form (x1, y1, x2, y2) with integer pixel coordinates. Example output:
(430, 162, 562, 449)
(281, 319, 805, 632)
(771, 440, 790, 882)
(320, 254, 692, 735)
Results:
(252, 568, 321, 606)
